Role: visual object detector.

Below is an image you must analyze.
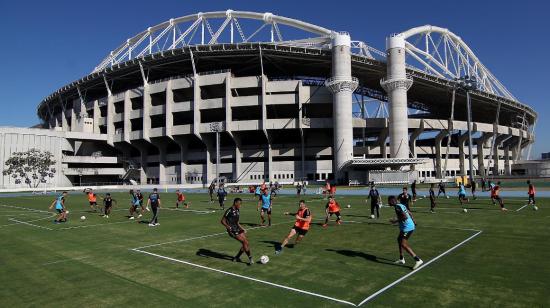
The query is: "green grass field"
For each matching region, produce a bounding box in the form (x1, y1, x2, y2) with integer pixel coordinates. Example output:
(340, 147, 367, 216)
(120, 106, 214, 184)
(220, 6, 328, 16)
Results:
(0, 191, 548, 307)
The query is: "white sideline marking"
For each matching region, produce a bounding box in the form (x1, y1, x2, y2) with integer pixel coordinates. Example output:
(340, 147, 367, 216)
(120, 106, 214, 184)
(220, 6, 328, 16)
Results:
(1, 214, 55, 228)
(9, 218, 53, 230)
(516, 204, 528, 212)
(356, 230, 483, 306)
(133, 248, 356, 306)
(131, 220, 293, 250)
(43, 256, 90, 266)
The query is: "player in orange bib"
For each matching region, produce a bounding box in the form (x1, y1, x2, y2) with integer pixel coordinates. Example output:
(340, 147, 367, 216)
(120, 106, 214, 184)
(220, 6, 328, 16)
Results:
(86, 189, 98, 212)
(490, 181, 507, 211)
(275, 200, 312, 254)
(323, 196, 342, 227)
(527, 180, 537, 209)
(175, 189, 188, 208)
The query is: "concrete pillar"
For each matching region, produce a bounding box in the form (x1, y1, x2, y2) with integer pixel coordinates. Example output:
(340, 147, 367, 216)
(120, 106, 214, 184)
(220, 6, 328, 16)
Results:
(106, 94, 115, 145)
(504, 145, 511, 175)
(260, 74, 273, 181)
(409, 120, 425, 167)
(435, 131, 447, 178)
(381, 34, 413, 159)
(93, 100, 100, 134)
(476, 133, 493, 178)
(174, 138, 188, 184)
(166, 80, 174, 138)
(71, 99, 77, 131)
(142, 84, 151, 142)
(325, 32, 358, 183)
(124, 91, 131, 143)
(492, 135, 509, 176)
(158, 145, 167, 185)
(458, 132, 469, 175)
(139, 147, 147, 184)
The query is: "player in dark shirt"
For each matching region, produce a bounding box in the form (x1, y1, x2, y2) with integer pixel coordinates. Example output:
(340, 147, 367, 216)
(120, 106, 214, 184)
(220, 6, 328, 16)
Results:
(147, 188, 162, 226)
(437, 181, 447, 198)
(217, 186, 228, 210)
(429, 184, 436, 213)
(102, 193, 116, 218)
(411, 180, 417, 202)
(220, 198, 253, 265)
(398, 187, 413, 211)
(367, 184, 381, 219)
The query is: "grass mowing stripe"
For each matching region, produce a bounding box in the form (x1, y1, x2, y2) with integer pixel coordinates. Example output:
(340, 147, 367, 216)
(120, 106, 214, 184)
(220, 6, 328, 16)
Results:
(133, 248, 357, 307)
(42, 256, 90, 266)
(356, 230, 483, 306)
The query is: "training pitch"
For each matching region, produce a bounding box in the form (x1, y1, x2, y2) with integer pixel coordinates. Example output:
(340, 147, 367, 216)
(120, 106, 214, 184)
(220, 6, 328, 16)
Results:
(0, 191, 548, 307)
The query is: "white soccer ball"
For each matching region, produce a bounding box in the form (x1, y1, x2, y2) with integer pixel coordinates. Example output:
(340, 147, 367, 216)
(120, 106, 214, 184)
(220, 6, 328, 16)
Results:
(347, 204, 351, 208)
(533, 206, 538, 211)
(80, 215, 86, 220)
(260, 255, 269, 264)
(370, 214, 375, 219)
(446, 196, 450, 199)
(463, 209, 468, 213)
(423, 195, 427, 198)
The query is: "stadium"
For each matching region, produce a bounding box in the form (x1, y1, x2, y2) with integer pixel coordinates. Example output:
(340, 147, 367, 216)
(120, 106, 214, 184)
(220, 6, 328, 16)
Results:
(4, 10, 537, 188)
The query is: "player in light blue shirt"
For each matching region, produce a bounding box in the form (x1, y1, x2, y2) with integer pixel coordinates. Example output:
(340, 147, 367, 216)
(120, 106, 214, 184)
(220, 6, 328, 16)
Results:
(49, 191, 68, 224)
(388, 195, 423, 270)
(458, 183, 469, 206)
(257, 189, 273, 226)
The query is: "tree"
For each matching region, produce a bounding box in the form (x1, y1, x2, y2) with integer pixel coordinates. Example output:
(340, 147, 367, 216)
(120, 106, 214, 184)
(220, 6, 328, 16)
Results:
(2, 148, 56, 188)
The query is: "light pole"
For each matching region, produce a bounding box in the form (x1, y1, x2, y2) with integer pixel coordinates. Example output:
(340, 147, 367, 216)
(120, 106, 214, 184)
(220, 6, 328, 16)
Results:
(457, 76, 478, 185)
(210, 122, 223, 188)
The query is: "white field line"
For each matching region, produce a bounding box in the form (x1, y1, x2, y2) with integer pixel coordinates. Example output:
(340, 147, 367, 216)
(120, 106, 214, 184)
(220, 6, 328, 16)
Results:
(356, 230, 483, 306)
(42, 256, 90, 266)
(56, 220, 135, 230)
(516, 204, 528, 212)
(133, 248, 356, 306)
(0, 214, 55, 228)
(343, 220, 482, 233)
(131, 220, 294, 250)
(8, 218, 53, 231)
(0, 204, 50, 213)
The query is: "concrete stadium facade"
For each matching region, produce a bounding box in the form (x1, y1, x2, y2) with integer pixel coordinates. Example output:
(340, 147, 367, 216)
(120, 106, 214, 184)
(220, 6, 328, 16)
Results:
(7, 10, 535, 188)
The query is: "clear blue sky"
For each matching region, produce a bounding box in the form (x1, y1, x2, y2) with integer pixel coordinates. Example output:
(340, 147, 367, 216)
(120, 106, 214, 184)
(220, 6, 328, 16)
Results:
(0, 0, 547, 157)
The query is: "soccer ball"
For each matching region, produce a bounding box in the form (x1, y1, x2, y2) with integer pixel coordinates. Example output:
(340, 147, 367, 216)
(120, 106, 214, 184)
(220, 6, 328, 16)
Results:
(533, 206, 538, 211)
(370, 214, 375, 219)
(463, 209, 468, 213)
(80, 215, 86, 221)
(446, 196, 450, 199)
(260, 255, 269, 264)
(347, 204, 351, 208)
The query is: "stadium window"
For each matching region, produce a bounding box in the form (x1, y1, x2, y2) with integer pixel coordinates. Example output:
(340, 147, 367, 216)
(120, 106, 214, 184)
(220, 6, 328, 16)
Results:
(291, 174, 294, 178)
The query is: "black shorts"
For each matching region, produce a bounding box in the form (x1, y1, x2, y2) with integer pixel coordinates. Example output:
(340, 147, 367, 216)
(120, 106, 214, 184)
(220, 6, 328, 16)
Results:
(132, 204, 140, 210)
(89, 202, 97, 206)
(104, 204, 113, 210)
(56, 208, 64, 214)
(260, 207, 272, 214)
(328, 211, 341, 217)
(292, 226, 308, 236)
(459, 193, 466, 199)
(528, 194, 536, 203)
(398, 230, 414, 242)
(228, 229, 244, 238)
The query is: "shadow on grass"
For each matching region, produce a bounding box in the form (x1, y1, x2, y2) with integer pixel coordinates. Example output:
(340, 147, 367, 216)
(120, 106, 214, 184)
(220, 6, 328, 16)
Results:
(196, 248, 234, 261)
(325, 249, 403, 267)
